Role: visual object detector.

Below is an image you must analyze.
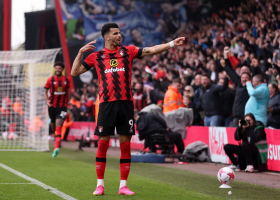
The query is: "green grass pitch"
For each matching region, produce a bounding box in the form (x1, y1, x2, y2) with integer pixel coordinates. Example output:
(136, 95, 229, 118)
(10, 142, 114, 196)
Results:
(0, 147, 279, 200)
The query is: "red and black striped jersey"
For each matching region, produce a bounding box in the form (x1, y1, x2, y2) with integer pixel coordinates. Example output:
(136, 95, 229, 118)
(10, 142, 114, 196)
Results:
(133, 91, 147, 111)
(44, 75, 70, 108)
(82, 45, 142, 103)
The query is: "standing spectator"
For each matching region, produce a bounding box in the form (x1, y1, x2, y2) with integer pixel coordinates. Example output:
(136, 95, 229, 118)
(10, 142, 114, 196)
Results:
(267, 83, 280, 129)
(245, 74, 270, 126)
(163, 76, 184, 114)
(195, 73, 228, 126)
(221, 47, 250, 127)
(159, 0, 187, 38)
(183, 95, 202, 126)
(192, 74, 201, 91)
(85, 96, 95, 122)
(70, 95, 81, 109)
(182, 85, 194, 101)
(218, 77, 235, 127)
(12, 97, 23, 116)
(133, 81, 147, 112)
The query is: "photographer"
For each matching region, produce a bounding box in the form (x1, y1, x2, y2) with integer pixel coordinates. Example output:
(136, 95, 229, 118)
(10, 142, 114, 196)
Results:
(224, 113, 268, 172)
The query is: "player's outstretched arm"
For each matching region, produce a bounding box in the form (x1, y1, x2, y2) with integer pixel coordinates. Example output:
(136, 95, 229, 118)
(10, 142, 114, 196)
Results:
(71, 40, 96, 76)
(140, 37, 185, 58)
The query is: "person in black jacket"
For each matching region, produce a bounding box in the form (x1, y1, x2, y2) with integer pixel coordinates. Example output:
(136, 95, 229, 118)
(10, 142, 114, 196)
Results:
(183, 95, 203, 126)
(224, 113, 268, 173)
(221, 47, 251, 127)
(251, 58, 280, 84)
(134, 111, 184, 154)
(218, 77, 235, 127)
(193, 73, 228, 126)
(267, 83, 280, 129)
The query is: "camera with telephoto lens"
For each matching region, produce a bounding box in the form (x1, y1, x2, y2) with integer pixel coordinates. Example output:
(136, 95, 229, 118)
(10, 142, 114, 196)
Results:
(240, 119, 249, 126)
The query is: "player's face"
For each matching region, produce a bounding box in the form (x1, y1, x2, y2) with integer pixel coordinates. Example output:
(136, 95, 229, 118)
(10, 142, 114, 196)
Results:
(108, 28, 122, 47)
(54, 65, 63, 76)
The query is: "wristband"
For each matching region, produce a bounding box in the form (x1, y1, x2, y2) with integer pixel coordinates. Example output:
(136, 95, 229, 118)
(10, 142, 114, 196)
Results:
(169, 41, 175, 48)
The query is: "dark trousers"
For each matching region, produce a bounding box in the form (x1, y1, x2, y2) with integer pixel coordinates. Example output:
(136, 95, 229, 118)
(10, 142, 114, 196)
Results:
(148, 131, 185, 153)
(224, 142, 259, 169)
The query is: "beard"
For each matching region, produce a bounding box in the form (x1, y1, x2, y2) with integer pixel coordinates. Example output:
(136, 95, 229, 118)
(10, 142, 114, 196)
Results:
(55, 71, 62, 76)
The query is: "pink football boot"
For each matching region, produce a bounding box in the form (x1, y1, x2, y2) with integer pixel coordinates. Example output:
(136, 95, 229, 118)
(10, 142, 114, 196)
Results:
(93, 185, 104, 196)
(118, 186, 135, 195)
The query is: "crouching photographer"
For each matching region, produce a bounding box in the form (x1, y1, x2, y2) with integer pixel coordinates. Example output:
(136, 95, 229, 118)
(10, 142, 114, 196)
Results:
(224, 113, 268, 172)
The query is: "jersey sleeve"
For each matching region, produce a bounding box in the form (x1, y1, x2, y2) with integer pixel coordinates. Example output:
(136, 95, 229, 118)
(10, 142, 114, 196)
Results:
(44, 77, 51, 89)
(82, 52, 96, 71)
(126, 45, 143, 60)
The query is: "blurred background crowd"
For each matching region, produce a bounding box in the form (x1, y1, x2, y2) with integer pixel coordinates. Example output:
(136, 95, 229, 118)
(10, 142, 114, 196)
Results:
(64, 0, 280, 130)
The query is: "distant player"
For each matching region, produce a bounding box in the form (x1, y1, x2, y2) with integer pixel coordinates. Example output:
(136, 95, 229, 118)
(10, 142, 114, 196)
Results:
(44, 62, 70, 158)
(71, 23, 185, 196)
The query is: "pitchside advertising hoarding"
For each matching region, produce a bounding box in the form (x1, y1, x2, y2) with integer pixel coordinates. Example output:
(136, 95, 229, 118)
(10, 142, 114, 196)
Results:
(68, 123, 280, 172)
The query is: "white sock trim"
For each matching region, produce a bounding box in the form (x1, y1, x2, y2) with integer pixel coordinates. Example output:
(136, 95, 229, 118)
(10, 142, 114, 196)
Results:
(119, 180, 127, 189)
(97, 179, 104, 187)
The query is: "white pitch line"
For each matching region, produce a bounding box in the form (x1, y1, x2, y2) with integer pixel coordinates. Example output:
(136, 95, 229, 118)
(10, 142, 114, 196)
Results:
(0, 163, 77, 200)
(0, 183, 35, 184)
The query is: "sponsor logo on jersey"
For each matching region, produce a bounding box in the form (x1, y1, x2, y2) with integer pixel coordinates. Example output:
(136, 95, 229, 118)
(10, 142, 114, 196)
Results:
(105, 67, 125, 73)
(109, 59, 118, 67)
(57, 87, 62, 92)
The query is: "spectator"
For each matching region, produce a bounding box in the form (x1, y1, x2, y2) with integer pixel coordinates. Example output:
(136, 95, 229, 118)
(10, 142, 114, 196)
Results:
(224, 113, 268, 172)
(133, 81, 147, 112)
(159, 0, 187, 38)
(12, 97, 23, 116)
(85, 96, 95, 122)
(267, 83, 280, 129)
(194, 73, 228, 126)
(218, 76, 235, 127)
(221, 47, 250, 127)
(182, 85, 194, 101)
(192, 74, 202, 92)
(245, 74, 270, 126)
(163, 76, 184, 114)
(183, 95, 202, 126)
(134, 111, 184, 154)
(70, 95, 81, 109)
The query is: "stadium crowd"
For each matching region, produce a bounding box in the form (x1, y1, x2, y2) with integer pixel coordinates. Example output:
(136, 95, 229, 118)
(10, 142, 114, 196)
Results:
(63, 0, 280, 130)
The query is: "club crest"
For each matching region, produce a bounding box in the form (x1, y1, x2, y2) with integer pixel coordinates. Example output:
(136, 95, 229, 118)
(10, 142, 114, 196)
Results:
(119, 49, 124, 56)
(99, 126, 103, 133)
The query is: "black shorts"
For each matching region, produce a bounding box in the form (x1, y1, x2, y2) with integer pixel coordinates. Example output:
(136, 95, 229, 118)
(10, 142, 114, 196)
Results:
(95, 100, 135, 136)
(48, 107, 67, 123)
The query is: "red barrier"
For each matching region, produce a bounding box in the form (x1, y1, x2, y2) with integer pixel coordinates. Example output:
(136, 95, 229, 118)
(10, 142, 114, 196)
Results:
(67, 122, 98, 141)
(67, 122, 280, 172)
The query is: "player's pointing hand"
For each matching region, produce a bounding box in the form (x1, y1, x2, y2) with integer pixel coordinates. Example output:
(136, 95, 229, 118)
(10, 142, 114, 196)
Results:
(174, 37, 185, 46)
(79, 40, 97, 53)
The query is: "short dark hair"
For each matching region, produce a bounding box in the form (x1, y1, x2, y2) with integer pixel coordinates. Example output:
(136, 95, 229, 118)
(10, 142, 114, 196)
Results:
(172, 77, 181, 84)
(101, 23, 119, 38)
(269, 83, 278, 91)
(201, 73, 210, 79)
(253, 74, 264, 83)
(241, 72, 251, 79)
(54, 61, 65, 69)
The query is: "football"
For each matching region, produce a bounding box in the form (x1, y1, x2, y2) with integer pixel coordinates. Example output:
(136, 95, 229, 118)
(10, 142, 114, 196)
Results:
(217, 167, 235, 185)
